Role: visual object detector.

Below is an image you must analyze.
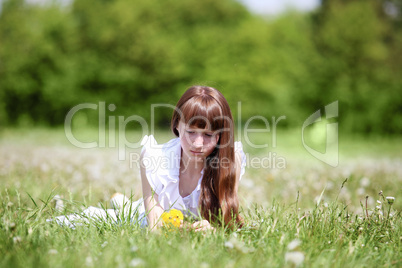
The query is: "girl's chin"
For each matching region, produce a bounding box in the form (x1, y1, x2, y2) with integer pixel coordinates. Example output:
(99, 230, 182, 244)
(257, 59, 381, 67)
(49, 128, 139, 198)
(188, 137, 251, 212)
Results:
(185, 152, 205, 160)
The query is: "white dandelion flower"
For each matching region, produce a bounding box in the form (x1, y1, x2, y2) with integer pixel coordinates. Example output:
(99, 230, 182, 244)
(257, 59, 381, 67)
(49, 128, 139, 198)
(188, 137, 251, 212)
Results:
(386, 197, 395, 205)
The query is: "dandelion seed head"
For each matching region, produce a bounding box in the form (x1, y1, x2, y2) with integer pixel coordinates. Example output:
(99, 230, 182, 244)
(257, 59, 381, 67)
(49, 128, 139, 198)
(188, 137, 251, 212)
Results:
(224, 241, 234, 249)
(13, 236, 22, 244)
(200, 262, 210, 268)
(360, 177, 370, 187)
(129, 258, 145, 267)
(357, 188, 365, 196)
(9, 222, 16, 231)
(48, 249, 58, 255)
(285, 251, 305, 267)
(85, 256, 93, 267)
(287, 239, 302, 251)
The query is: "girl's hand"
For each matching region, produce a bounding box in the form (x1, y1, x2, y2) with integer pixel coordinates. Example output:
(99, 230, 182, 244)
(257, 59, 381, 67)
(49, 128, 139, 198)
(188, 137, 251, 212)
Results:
(191, 220, 215, 232)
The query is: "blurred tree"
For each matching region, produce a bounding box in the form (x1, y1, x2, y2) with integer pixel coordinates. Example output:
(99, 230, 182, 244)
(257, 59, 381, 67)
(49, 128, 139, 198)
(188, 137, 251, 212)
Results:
(0, 0, 401, 133)
(311, 0, 401, 133)
(67, 0, 254, 125)
(0, 0, 81, 125)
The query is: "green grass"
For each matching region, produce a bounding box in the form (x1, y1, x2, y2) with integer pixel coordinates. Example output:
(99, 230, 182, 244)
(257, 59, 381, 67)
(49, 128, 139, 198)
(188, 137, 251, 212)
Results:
(0, 128, 401, 267)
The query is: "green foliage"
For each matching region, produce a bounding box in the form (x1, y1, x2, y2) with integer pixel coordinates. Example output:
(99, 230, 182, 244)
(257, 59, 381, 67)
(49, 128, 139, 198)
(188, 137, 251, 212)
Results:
(0, 0, 401, 133)
(311, 0, 402, 133)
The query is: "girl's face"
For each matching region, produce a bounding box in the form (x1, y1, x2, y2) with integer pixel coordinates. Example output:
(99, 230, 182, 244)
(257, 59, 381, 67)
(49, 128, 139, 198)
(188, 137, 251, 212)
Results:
(176, 121, 220, 161)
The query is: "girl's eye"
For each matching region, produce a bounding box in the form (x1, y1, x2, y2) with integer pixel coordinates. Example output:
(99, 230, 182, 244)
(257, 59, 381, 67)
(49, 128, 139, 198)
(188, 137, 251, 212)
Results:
(186, 130, 195, 134)
(204, 133, 213, 137)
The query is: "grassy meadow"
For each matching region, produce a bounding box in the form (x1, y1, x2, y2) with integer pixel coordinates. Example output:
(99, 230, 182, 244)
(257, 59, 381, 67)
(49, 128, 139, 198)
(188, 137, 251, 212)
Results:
(1, 127, 401, 267)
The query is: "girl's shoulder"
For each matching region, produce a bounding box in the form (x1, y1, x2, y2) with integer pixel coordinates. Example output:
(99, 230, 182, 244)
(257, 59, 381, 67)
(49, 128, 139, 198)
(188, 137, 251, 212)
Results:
(141, 135, 180, 157)
(140, 135, 181, 175)
(234, 141, 245, 153)
(140, 135, 184, 210)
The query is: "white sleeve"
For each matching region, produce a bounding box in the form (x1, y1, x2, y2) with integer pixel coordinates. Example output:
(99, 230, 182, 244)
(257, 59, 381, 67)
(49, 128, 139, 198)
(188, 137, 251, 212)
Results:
(234, 141, 246, 180)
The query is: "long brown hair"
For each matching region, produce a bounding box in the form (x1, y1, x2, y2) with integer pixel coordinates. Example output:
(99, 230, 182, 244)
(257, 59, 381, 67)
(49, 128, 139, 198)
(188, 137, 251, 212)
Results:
(171, 85, 242, 226)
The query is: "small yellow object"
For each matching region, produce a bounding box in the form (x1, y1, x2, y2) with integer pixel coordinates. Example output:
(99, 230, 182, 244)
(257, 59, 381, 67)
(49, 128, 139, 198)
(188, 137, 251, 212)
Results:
(161, 209, 184, 228)
(266, 173, 274, 182)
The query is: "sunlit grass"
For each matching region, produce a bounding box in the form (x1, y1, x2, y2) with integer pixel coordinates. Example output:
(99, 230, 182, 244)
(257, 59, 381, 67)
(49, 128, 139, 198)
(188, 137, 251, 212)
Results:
(0, 127, 401, 267)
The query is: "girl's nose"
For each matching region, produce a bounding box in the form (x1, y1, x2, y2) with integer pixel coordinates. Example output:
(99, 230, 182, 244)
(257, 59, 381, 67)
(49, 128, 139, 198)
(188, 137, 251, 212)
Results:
(193, 135, 204, 147)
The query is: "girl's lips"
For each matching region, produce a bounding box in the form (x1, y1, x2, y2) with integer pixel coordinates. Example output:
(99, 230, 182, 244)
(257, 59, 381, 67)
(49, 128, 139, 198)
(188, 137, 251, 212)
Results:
(190, 150, 203, 154)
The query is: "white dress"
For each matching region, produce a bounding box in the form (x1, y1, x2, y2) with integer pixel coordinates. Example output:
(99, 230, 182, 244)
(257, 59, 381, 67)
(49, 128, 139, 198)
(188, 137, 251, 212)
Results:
(49, 135, 246, 228)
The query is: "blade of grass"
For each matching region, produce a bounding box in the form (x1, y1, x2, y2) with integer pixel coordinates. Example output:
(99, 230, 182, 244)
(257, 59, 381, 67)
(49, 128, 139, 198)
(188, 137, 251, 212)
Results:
(316, 186, 326, 207)
(26, 192, 37, 208)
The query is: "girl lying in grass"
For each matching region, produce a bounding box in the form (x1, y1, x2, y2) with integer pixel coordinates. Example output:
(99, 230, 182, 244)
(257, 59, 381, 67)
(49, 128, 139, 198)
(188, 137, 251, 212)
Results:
(49, 86, 246, 231)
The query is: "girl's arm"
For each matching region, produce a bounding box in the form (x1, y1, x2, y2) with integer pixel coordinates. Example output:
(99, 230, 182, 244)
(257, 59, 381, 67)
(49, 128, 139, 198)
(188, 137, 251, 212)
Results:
(140, 151, 164, 230)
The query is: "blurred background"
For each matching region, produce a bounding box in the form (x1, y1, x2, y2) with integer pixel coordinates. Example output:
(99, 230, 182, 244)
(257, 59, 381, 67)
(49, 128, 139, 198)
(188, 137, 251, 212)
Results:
(1, 0, 401, 212)
(0, 0, 401, 133)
